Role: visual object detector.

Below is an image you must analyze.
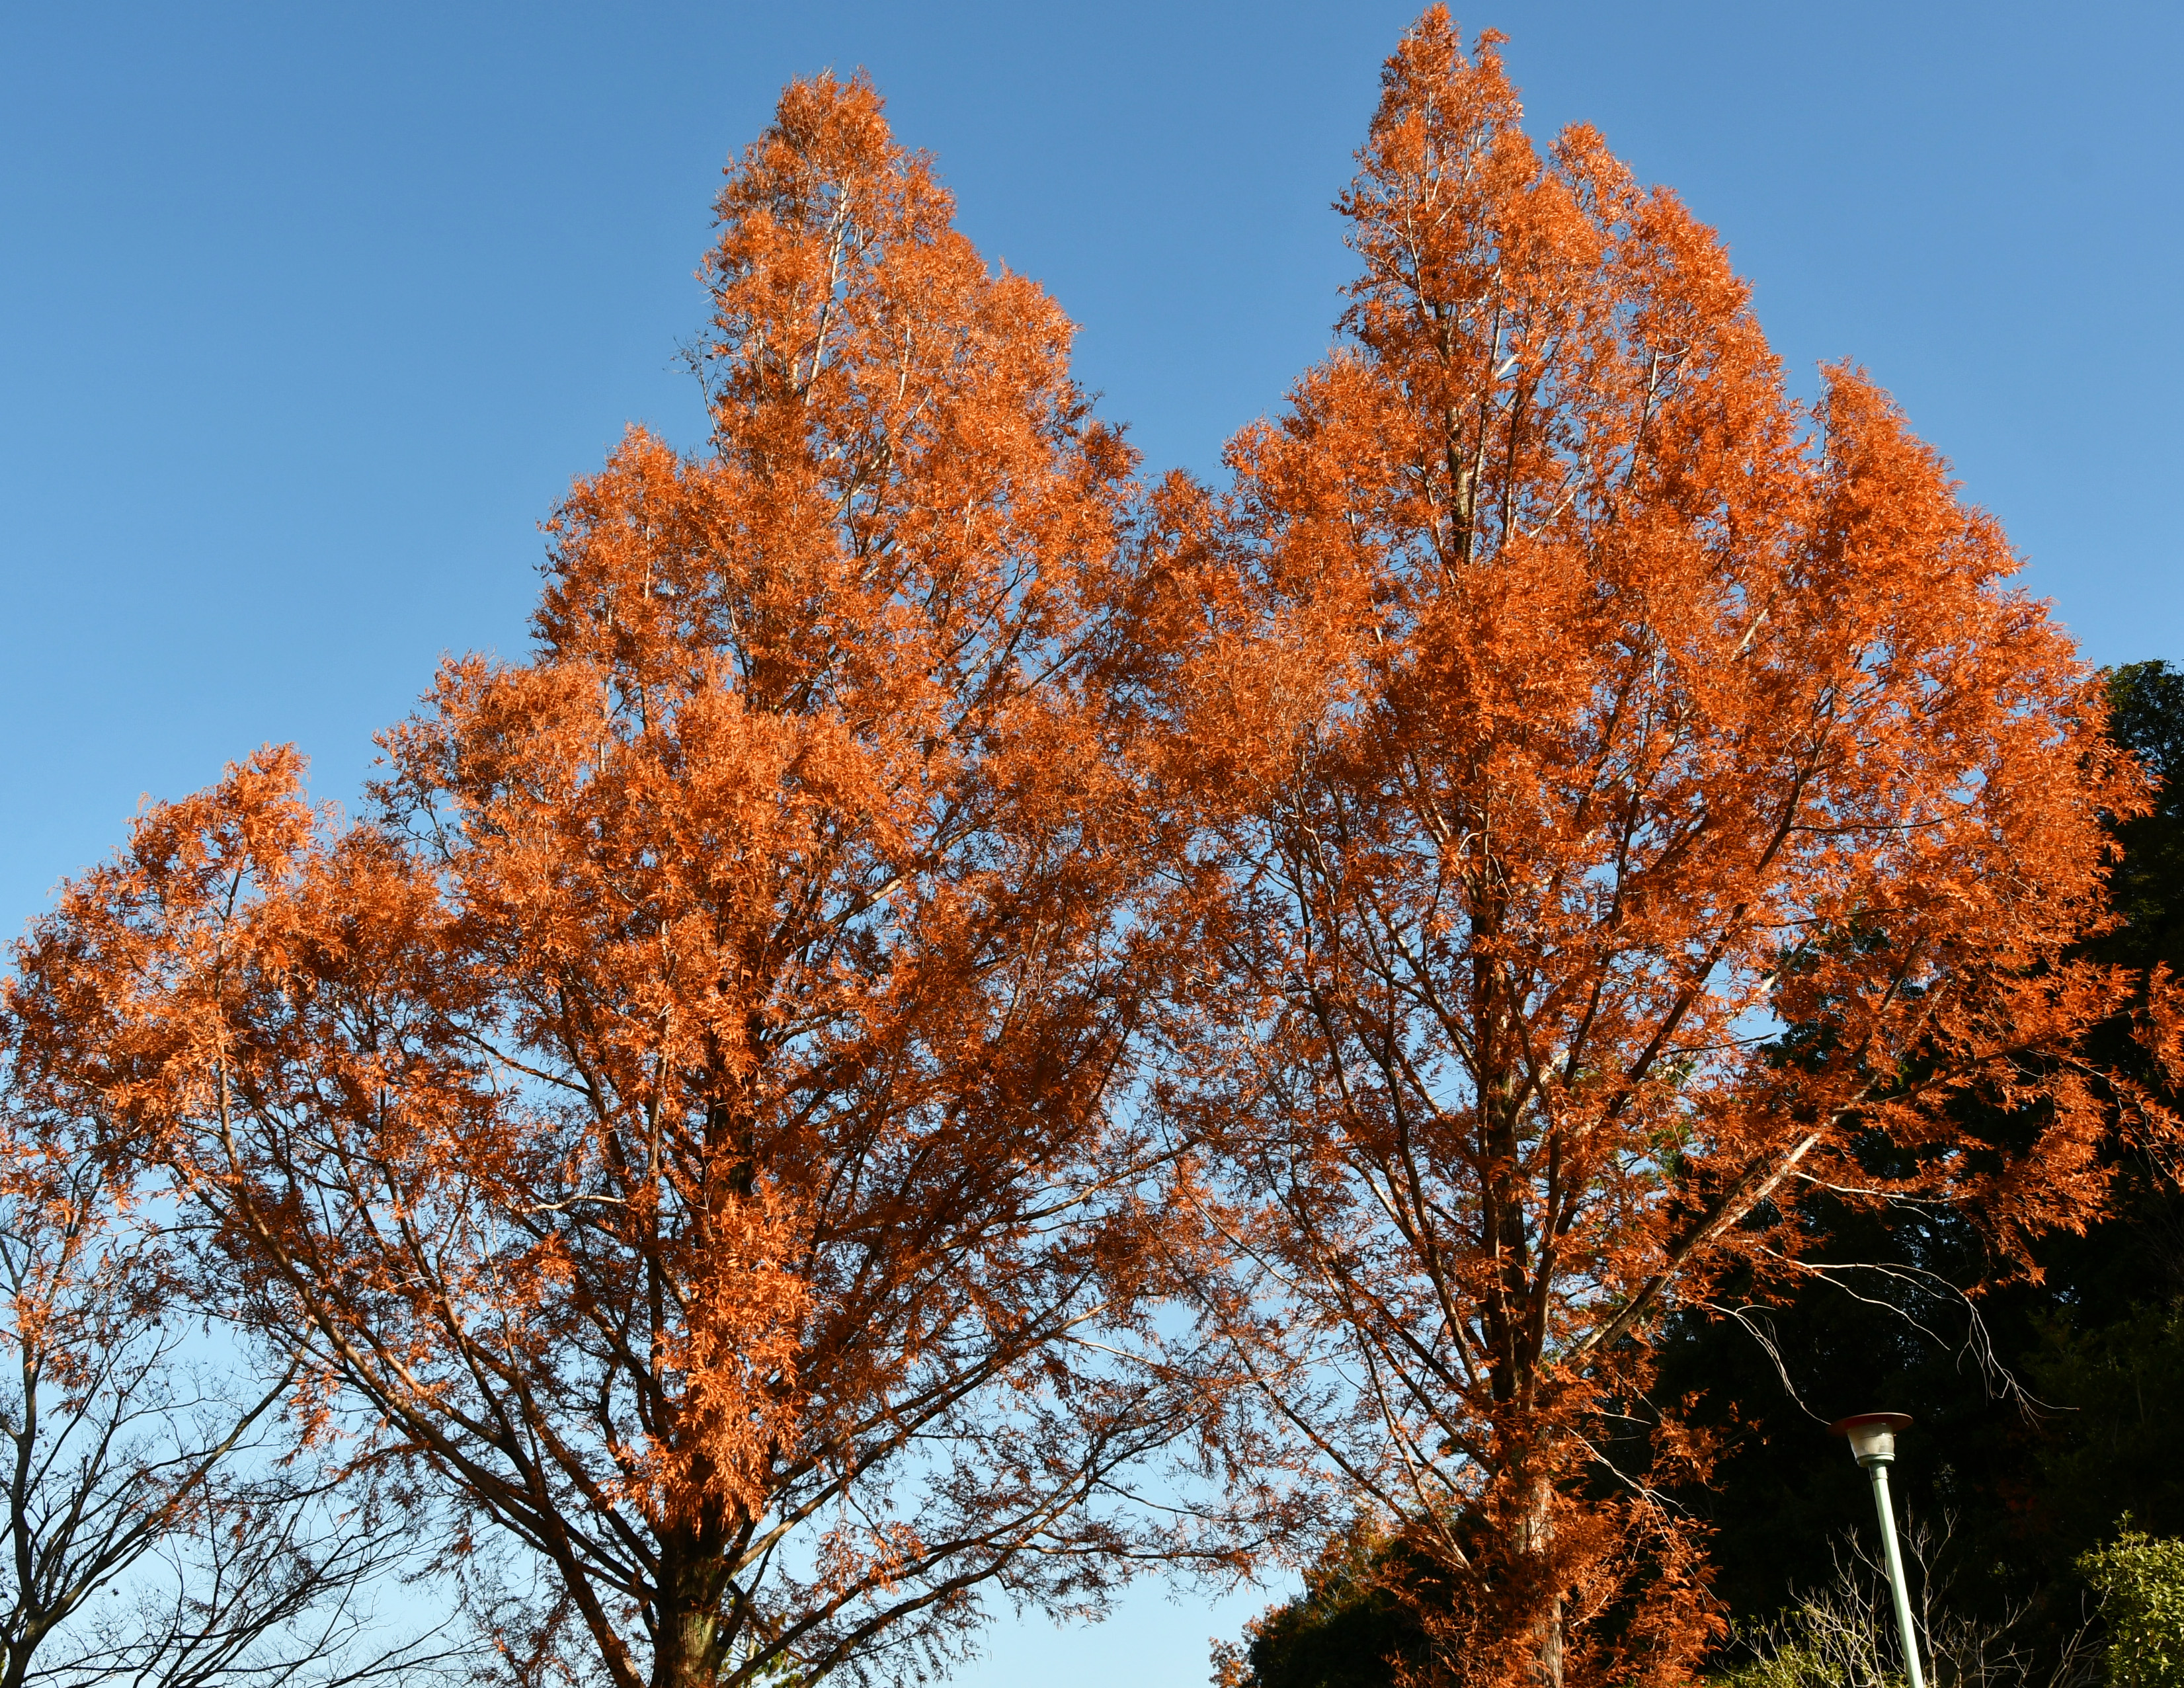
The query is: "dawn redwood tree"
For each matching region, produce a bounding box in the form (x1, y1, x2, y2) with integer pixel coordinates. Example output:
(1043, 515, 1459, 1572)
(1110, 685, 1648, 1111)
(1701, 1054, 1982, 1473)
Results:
(1133, 15, 2157, 1687)
(5, 76, 1234, 1688)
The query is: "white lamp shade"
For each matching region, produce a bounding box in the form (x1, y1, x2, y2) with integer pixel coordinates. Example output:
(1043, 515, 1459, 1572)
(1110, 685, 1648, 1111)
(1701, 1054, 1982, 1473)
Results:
(1828, 1411, 1913, 1467)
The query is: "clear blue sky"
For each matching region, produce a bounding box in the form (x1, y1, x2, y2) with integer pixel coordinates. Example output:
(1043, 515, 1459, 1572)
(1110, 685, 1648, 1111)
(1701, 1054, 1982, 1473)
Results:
(3, 1, 2179, 1679)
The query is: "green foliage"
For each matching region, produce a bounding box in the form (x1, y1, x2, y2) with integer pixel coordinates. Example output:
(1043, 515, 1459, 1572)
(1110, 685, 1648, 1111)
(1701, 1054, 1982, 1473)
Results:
(2098, 661, 2184, 976)
(1706, 1543, 1907, 1688)
(2029, 1309, 2184, 1552)
(2080, 1531, 2184, 1688)
(1712, 1632, 1891, 1688)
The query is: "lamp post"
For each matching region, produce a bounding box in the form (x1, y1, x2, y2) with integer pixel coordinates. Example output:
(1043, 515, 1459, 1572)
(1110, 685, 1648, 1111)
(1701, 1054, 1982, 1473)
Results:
(1830, 1412, 1923, 1688)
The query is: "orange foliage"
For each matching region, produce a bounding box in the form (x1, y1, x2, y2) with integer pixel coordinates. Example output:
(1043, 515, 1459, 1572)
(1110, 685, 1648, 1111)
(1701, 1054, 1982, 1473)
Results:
(5, 74, 1230, 1688)
(1123, 13, 2150, 1687)
(1, 19, 2165, 1688)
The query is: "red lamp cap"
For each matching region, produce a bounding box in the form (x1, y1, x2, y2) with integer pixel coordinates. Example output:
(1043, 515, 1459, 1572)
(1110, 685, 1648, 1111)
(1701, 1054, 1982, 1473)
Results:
(1828, 1412, 1913, 1437)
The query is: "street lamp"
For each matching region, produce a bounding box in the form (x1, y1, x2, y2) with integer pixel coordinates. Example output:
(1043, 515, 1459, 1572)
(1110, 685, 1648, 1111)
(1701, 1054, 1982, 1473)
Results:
(1830, 1412, 1923, 1688)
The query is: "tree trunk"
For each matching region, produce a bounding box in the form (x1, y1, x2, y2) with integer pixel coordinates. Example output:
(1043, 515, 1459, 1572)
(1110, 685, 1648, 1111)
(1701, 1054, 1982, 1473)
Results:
(1519, 1474, 1563, 1688)
(653, 1543, 731, 1688)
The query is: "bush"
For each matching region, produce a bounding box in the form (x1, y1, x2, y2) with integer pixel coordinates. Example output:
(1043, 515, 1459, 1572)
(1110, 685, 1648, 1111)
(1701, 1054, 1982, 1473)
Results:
(2080, 1531, 2184, 1688)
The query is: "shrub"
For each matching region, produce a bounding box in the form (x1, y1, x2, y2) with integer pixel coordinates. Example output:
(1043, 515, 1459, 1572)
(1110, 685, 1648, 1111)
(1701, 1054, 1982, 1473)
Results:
(2080, 1531, 2184, 1688)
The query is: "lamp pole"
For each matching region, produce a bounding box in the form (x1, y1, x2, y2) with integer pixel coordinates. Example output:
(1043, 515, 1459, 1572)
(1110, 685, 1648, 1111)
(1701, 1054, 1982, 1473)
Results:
(1830, 1412, 1923, 1688)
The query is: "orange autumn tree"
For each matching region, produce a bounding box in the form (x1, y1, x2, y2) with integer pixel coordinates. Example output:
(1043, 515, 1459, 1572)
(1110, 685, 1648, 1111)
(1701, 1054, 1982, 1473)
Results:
(1134, 15, 2148, 1688)
(6, 75, 1233, 1688)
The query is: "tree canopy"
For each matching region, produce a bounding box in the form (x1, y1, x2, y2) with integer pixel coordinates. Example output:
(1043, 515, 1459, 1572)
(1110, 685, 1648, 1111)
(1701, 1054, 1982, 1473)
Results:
(2, 14, 2173, 1688)
(4, 72, 1236, 1688)
(1129, 16, 2154, 1686)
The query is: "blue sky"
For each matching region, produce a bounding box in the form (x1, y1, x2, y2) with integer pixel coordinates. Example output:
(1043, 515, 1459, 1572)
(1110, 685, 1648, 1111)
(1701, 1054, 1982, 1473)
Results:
(3, 1, 2180, 1679)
